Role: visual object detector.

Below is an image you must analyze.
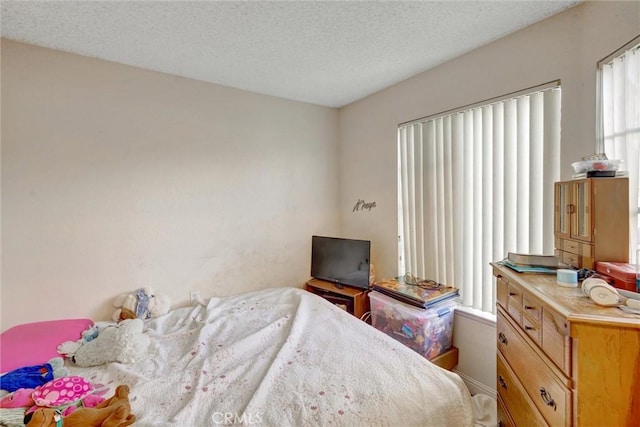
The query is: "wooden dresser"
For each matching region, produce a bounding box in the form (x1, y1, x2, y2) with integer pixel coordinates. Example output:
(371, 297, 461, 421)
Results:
(493, 262, 640, 427)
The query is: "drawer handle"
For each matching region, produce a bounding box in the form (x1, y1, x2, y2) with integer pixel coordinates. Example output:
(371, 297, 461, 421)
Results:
(539, 387, 557, 411)
(524, 325, 535, 331)
(498, 332, 508, 345)
(498, 375, 507, 389)
(509, 292, 517, 296)
(524, 305, 535, 310)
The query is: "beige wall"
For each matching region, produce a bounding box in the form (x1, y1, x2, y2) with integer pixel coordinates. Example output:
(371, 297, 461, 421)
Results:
(1, 40, 340, 331)
(338, 1, 639, 395)
(339, 0, 639, 281)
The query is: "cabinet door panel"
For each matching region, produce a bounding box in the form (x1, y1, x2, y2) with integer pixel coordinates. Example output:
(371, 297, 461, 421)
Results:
(571, 180, 592, 242)
(554, 182, 571, 239)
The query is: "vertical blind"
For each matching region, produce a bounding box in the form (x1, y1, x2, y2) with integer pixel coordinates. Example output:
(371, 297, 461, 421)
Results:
(398, 84, 561, 314)
(599, 37, 640, 263)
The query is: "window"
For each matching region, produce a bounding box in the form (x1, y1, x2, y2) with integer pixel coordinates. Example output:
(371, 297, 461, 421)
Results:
(598, 36, 640, 264)
(398, 83, 561, 314)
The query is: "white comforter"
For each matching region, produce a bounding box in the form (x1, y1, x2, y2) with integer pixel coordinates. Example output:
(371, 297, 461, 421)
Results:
(69, 287, 474, 426)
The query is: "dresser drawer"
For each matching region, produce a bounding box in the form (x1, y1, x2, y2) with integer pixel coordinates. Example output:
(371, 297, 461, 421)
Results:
(497, 353, 548, 427)
(498, 310, 571, 426)
(522, 314, 542, 346)
(506, 282, 523, 325)
(563, 239, 580, 255)
(561, 251, 580, 268)
(523, 294, 543, 323)
(497, 396, 515, 427)
(496, 275, 510, 310)
(523, 293, 543, 346)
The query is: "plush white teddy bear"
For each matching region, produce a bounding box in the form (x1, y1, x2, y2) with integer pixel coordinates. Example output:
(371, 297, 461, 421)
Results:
(70, 319, 150, 367)
(112, 287, 171, 321)
(147, 293, 171, 318)
(112, 293, 138, 321)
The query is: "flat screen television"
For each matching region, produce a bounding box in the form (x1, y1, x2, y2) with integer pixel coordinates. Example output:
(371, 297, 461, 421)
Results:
(310, 235, 371, 290)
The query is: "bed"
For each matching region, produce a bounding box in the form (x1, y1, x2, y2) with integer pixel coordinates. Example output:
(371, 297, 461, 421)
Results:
(6, 287, 476, 426)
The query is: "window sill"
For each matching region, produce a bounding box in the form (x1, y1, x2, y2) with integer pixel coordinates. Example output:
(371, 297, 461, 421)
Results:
(453, 303, 496, 327)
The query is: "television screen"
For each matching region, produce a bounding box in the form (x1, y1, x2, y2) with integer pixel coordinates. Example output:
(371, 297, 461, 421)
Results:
(311, 235, 371, 289)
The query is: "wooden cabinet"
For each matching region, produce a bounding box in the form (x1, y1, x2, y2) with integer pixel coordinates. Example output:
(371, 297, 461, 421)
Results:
(305, 278, 370, 319)
(554, 178, 628, 268)
(493, 263, 640, 427)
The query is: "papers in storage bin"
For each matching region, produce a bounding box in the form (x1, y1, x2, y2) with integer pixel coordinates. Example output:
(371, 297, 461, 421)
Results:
(373, 277, 459, 309)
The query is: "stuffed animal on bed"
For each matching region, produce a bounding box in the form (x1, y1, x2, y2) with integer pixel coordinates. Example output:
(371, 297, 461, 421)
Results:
(0, 387, 35, 408)
(70, 319, 150, 367)
(112, 287, 171, 322)
(25, 384, 135, 427)
(2, 376, 106, 421)
(0, 358, 68, 393)
(31, 376, 96, 409)
(57, 321, 115, 360)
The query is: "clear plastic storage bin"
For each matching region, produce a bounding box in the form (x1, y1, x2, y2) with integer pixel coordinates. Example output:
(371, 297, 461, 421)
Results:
(571, 159, 621, 173)
(369, 290, 455, 360)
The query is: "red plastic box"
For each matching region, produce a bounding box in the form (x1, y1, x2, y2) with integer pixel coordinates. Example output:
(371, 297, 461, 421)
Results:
(595, 262, 637, 292)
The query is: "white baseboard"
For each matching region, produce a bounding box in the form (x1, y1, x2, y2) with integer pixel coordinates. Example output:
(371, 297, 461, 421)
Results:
(454, 368, 496, 397)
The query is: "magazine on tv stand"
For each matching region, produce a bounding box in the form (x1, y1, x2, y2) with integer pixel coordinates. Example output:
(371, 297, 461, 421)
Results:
(372, 277, 459, 309)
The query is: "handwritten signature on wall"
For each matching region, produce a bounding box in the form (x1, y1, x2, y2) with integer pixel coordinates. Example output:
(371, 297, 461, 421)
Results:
(352, 199, 376, 212)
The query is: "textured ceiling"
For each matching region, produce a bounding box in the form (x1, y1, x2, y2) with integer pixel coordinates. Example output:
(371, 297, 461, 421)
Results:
(1, 0, 581, 107)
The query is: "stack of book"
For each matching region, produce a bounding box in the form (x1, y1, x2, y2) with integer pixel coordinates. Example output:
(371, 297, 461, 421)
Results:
(501, 252, 569, 274)
(373, 277, 459, 309)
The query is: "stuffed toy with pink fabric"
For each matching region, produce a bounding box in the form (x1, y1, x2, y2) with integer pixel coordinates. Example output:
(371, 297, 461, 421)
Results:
(31, 376, 95, 408)
(0, 376, 106, 417)
(0, 387, 35, 408)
